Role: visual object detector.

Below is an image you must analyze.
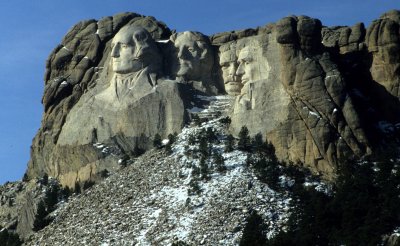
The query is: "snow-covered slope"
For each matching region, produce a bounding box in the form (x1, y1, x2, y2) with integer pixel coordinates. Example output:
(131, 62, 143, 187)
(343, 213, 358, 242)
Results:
(25, 96, 292, 245)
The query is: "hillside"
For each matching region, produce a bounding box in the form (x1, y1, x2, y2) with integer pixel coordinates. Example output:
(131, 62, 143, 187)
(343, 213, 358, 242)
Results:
(1, 9, 400, 245)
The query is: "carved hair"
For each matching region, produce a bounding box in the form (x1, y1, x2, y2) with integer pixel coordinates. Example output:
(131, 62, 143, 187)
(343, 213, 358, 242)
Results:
(170, 31, 213, 60)
(219, 41, 237, 53)
(236, 35, 268, 57)
(170, 31, 215, 81)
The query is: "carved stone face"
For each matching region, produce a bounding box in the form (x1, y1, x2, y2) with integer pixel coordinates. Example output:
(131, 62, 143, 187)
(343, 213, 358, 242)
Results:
(174, 34, 202, 80)
(110, 26, 160, 74)
(236, 46, 259, 85)
(219, 49, 242, 95)
(111, 28, 140, 74)
(172, 32, 213, 82)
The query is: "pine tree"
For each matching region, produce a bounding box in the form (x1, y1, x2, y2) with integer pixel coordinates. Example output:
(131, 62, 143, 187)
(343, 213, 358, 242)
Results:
(171, 241, 190, 246)
(213, 151, 226, 172)
(74, 182, 81, 194)
(165, 143, 172, 154)
(252, 133, 264, 153)
(239, 211, 267, 246)
(192, 165, 200, 178)
(188, 179, 201, 195)
(168, 133, 176, 144)
(44, 185, 59, 212)
(238, 126, 251, 151)
(61, 186, 72, 200)
(192, 114, 201, 126)
(41, 173, 49, 185)
(0, 227, 22, 246)
(219, 116, 231, 125)
(153, 133, 162, 149)
(100, 169, 110, 178)
(264, 158, 281, 189)
(33, 200, 50, 231)
(265, 141, 276, 158)
(253, 156, 281, 189)
(225, 134, 235, 152)
(205, 127, 217, 143)
(184, 145, 191, 157)
(133, 146, 144, 157)
(188, 134, 196, 145)
(246, 153, 254, 168)
(83, 181, 95, 190)
(200, 157, 210, 181)
(199, 136, 209, 158)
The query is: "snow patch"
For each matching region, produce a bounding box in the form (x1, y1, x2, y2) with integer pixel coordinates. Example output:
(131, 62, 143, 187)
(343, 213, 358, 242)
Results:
(187, 107, 204, 113)
(162, 139, 169, 145)
(325, 74, 338, 80)
(309, 111, 320, 118)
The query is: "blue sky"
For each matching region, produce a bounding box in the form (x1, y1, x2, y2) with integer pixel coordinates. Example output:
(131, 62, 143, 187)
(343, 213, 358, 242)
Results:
(0, 1, 399, 184)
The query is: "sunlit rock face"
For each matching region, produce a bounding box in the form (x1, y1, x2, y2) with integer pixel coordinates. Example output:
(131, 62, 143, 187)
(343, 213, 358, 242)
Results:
(28, 14, 216, 187)
(367, 10, 400, 98)
(28, 10, 400, 185)
(219, 42, 242, 96)
(169, 31, 220, 94)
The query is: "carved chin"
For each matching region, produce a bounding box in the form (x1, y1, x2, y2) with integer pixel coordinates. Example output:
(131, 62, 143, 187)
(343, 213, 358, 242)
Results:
(177, 66, 191, 77)
(225, 82, 242, 96)
(113, 62, 143, 74)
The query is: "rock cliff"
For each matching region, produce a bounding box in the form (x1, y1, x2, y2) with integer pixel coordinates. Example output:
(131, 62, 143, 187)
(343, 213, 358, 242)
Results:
(1, 9, 400, 243)
(27, 10, 400, 187)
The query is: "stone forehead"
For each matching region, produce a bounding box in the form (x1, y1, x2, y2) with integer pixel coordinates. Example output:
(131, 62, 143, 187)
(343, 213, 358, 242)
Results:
(219, 50, 237, 63)
(237, 46, 254, 59)
(219, 41, 237, 53)
(174, 31, 210, 47)
(235, 35, 269, 53)
(113, 25, 151, 44)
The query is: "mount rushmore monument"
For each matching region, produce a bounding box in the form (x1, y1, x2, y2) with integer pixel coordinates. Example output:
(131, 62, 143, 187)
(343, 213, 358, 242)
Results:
(26, 10, 400, 188)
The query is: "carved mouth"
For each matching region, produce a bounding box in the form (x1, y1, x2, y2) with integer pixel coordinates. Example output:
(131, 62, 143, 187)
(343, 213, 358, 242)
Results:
(225, 81, 241, 86)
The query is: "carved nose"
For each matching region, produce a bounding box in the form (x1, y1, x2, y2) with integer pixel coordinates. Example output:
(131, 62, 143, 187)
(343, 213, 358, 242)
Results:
(178, 48, 184, 58)
(111, 44, 120, 58)
(228, 63, 236, 76)
(236, 63, 244, 76)
(178, 47, 189, 59)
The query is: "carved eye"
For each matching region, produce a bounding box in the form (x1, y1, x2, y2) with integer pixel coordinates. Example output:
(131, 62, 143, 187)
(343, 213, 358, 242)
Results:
(121, 44, 129, 49)
(245, 61, 251, 65)
(188, 47, 195, 52)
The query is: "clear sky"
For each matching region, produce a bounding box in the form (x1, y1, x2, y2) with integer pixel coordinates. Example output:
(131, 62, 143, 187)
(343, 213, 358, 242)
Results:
(0, 1, 399, 185)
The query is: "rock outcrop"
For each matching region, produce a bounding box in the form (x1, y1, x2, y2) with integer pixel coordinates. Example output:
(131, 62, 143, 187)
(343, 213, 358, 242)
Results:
(27, 10, 400, 186)
(214, 12, 400, 178)
(0, 178, 62, 240)
(27, 14, 219, 188)
(0, 9, 399, 243)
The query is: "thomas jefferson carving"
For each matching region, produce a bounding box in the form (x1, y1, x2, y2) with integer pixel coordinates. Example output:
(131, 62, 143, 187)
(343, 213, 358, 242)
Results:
(170, 31, 214, 85)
